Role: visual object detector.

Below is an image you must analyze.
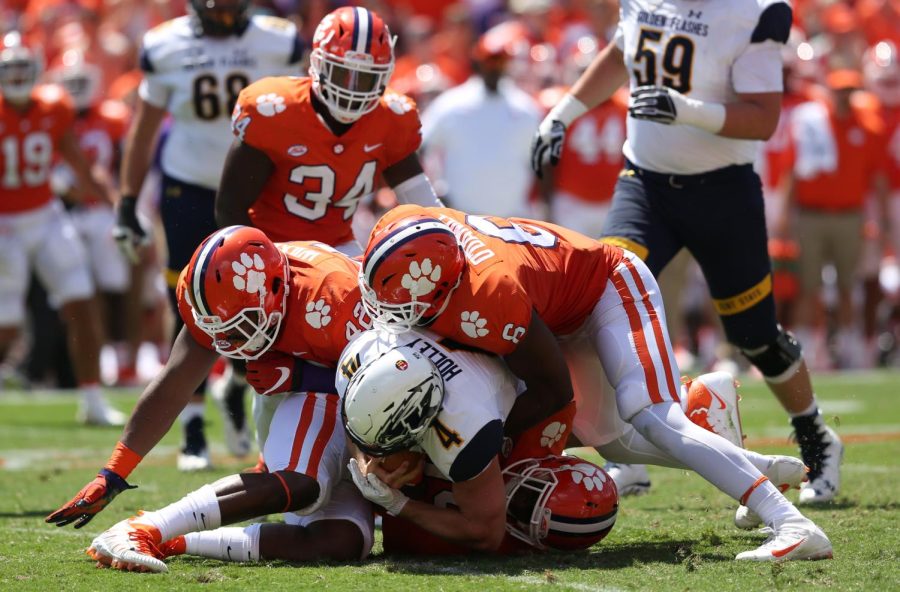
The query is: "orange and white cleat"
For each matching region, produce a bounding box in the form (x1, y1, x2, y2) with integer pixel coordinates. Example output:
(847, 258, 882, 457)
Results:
(87, 515, 167, 573)
(735, 518, 833, 561)
(682, 371, 744, 448)
(735, 456, 809, 529)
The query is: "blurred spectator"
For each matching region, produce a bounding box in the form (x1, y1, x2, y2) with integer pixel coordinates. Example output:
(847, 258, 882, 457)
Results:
(778, 69, 889, 369)
(421, 25, 541, 217)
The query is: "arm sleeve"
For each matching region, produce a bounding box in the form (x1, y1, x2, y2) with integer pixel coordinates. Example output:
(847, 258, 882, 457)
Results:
(448, 419, 504, 482)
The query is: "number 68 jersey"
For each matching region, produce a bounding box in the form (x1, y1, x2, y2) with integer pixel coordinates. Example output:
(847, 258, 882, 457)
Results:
(615, 0, 792, 174)
(139, 15, 303, 190)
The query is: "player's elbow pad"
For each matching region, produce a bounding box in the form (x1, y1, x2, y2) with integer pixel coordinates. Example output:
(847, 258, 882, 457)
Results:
(393, 173, 442, 207)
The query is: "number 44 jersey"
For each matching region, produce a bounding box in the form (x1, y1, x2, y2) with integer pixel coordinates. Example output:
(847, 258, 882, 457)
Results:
(139, 15, 303, 190)
(231, 77, 422, 245)
(616, 0, 792, 174)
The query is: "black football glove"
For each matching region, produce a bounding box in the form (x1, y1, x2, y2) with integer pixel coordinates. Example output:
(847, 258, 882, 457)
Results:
(629, 85, 679, 124)
(45, 468, 137, 528)
(530, 118, 568, 179)
(112, 195, 149, 264)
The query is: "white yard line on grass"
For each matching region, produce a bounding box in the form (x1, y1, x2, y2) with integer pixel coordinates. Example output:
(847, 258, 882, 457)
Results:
(506, 575, 625, 591)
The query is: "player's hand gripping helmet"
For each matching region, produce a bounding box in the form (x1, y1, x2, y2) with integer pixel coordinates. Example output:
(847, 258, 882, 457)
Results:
(360, 211, 466, 331)
(310, 6, 396, 123)
(504, 455, 618, 551)
(0, 32, 43, 104)
(189, 0, 251, 37)
(864, 41, 900, 107)
(337, 331, 444, 456)
(184, 226, 289, 360)
(48, 50, 102, 111)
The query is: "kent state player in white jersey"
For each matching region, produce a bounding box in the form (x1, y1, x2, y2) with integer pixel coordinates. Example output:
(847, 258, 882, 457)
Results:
(113, 0, 305, 471)
(532, 0, 843, 542)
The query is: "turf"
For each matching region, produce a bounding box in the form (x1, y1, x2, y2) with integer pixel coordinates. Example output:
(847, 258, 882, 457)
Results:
(0, 372, 898, 591)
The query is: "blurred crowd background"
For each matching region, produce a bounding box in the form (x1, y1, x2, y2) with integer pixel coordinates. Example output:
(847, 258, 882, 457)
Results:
(0, 0, 898, 393)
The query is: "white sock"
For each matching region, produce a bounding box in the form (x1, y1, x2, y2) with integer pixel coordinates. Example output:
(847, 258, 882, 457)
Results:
(184, 524, 261, 562)
(179, 401, 205, 425)
(138, 484, 222, 541)
(80, 384, 104, 404)
(745, 478, 804, 527)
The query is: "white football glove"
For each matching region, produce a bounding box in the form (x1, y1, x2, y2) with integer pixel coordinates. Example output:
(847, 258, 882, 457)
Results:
(348, 457, 409, 516)
(112, 196, 150, 264)
(629, 85, 726, 133)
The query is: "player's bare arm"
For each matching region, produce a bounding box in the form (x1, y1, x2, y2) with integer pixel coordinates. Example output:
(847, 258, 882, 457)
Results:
(502, 310, 574, 437)
(718, 91, 782, 140)
(383, 153, 442, 207)
(215, 139, 275, 228)
(57, 129, 109, 202)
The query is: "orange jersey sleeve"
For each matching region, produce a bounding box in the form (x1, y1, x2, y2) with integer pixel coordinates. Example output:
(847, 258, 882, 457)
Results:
(230, 77, 422, 245)
(0, 85, 75, 214)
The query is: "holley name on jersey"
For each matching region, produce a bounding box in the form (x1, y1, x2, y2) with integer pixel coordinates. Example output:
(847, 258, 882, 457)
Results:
(403, 338, 463, 382)
(636, 10, 709, 37)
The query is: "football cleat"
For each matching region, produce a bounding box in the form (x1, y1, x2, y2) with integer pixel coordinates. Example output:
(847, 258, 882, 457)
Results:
(603, 462, 651, 497)
(77, 395, 126, 427)
(177, 448, 211, 472)
(210, 370, 252, 458)
(735, 518, 833, 561)
(178, 415, 212, 472)
(798, 426, 843, 504)
(88, 516, 168, 573)
(682, 371, 744, 448)
(734, 455, 809, 529)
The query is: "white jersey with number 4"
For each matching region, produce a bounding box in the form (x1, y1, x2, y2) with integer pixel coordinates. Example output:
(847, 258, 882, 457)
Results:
(615, 0, 792, 174)
(139, 15, 303, 189)
(336, 329, 522, 483)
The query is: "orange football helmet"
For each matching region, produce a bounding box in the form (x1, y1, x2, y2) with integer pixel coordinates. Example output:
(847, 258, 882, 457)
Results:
(183, 226, 289, 360)
(310, 6, 396, 123)
(504, 455, 618, 551)
(0, 31, 43, 104)
(47, 50, 102, 111)
(360, 213, 465, 330)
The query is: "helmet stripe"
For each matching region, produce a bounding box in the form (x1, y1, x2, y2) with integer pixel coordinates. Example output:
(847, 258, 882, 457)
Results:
(549, 513, 617, 536)
(191, 226, 241, 317)
(364, 9, 374, 53)
(363, 220, 455, 286)
(353, 7, 370, 54)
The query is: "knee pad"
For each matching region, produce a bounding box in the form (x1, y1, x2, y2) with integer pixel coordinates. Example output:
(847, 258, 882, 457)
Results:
(740, 328, 802, 383)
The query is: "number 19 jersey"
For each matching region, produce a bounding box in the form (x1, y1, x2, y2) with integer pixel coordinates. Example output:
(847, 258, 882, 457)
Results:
(139, 15, 302, 189)
(615, 0, 792, 174)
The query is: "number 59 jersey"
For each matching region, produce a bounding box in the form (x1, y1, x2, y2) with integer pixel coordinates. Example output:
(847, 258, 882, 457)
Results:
(139, 15, 303, 190)
(231, 77, 422, 245)
(615, 0, 792, 174)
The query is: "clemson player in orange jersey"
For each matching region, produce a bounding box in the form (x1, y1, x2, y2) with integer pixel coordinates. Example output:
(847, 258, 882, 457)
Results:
(0, 32, 124, 425)
(216, 6, 440, 254)
(360, 205, 832, 561)
(48, 227, 378, 570)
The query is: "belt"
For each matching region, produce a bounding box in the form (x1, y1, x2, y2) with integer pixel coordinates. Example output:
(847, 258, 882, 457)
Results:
(624, 159, 753, 189)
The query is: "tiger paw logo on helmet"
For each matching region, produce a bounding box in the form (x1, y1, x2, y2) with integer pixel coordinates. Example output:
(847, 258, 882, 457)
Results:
(232, 253, 267, 295)
(540, 422, 567, 447)
(460, 311, 489, 338)
(256, 93, 286, 117)
(570, 462, 609, 492)
(401, 259, 441, 297)
(305, 299, 332, 328)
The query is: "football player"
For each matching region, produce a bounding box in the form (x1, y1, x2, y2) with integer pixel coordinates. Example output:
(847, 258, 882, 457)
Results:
(530, 0, 843, 505)
(112, 0, 306, 470)
(215, 6, 440, 254)
(46, 227, 374, 571)
(358, 205, 833, 561)
(0, 32, 124, 425)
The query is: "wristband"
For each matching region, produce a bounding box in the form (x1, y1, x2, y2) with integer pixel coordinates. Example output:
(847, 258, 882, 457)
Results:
(548, 93, 590, 126)
(678, 97, 726, 134)
(104, 441, 143, 479)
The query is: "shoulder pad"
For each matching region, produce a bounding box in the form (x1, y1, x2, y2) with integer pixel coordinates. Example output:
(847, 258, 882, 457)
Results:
(250, 14, 297, 35)
(382, 91, 418, 117)
(141, 16, 192, 72)
(750, 0, 792, 44)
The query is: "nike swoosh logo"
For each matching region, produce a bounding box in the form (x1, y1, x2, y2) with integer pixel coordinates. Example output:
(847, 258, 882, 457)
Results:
(262, 367, 291, 395)
(709, 389, 726, 410)
(363, 143, 382, 152)
(226, 545, 232, 560)
(772, 537, 806, 558)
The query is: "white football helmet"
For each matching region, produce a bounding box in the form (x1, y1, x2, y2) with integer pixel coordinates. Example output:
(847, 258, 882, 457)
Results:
(338, 331, 444, 456)
(0, 31, 43, 104)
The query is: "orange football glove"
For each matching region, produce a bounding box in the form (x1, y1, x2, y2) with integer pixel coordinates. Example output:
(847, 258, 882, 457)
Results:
(45, 469, 136, 528)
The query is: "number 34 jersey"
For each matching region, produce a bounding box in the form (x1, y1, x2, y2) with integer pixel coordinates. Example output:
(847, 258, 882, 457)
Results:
(615, 0, 792, 174)
(231, 77, 422, 245)
(139, 15, 303, 190)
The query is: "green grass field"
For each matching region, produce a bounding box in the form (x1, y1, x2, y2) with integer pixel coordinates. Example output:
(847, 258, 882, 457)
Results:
(0, 372, 898, 591)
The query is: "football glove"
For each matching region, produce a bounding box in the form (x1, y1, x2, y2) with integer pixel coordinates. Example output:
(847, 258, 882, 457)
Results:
(113, 195, 149, 264)
(246, 351, 306, 396)
(530, 119, 568, 179)
(348, 458, 409, 516)
(45, 469, 137, 528)
(629, 85, 726, 133)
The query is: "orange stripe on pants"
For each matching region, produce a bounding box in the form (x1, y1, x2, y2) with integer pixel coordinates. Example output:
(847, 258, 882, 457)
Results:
(286, 393, 320, 472)
(611, 267, 663, 404)
(304, 394, 339, 480)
